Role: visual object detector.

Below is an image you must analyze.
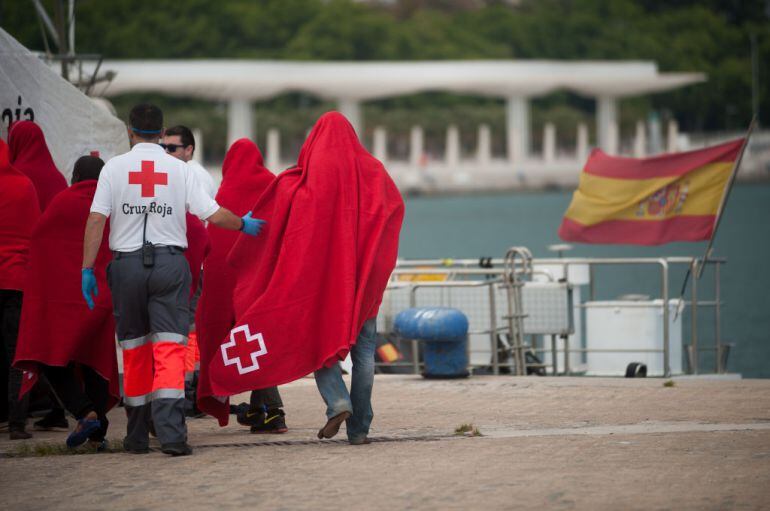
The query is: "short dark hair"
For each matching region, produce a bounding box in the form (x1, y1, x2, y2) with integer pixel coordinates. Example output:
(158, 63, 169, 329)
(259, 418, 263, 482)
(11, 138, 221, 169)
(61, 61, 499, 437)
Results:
(128, 103, 163, 139)
(165, 125, 195, 148)
(71, 155, 105, 184)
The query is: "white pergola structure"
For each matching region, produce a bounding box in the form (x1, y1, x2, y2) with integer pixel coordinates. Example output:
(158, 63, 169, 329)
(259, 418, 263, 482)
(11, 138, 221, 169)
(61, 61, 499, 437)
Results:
(94, 60, 704, 161)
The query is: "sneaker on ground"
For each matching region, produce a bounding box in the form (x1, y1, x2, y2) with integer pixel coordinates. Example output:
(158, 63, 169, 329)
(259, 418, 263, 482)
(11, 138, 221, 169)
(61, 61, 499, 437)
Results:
(66, 418, 101, 448)
(161, 442, 193, 456)
(9, 429, 32, 440)
(250, 409, 288, 434)
(236, 407, 264, 427)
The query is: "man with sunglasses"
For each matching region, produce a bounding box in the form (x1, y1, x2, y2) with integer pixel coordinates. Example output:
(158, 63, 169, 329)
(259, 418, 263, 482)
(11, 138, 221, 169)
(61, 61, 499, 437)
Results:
(161, 125, 215, 419)
(162, 126, 216, 199)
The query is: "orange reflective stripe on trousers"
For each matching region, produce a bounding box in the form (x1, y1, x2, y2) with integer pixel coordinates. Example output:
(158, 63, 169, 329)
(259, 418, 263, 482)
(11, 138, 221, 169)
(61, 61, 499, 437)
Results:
(122, 342, 154, 399)
(122, 335, 186, 406)
(184, 331, 200, 374)
(152, 341, 186, 392)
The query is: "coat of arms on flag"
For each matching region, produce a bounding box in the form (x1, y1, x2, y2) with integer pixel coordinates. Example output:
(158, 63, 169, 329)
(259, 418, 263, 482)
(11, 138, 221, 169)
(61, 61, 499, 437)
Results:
(558, 139, 744, 245)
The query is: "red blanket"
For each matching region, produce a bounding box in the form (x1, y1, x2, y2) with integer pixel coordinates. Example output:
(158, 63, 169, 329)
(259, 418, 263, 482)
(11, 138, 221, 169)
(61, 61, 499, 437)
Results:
(13, 180, 119, 406)
(0, 139, 40, 292)
(196, 139, 274, 424)
(8, 121, 68, 212)
(185, 213, 210, 299)
(208, 112, 404, 396)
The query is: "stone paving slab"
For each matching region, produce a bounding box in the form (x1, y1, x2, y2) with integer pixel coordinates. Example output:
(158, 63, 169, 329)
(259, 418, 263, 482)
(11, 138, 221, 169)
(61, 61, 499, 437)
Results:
(1, 375, 769, 510)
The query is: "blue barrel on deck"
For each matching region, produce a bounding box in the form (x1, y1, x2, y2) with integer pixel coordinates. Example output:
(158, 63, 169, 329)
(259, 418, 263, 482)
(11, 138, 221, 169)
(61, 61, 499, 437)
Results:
(394, 307, 470, 378)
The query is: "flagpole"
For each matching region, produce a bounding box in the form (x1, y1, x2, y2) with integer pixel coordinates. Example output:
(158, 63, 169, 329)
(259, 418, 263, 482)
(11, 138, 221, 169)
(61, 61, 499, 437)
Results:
(673, 115, 757, 321)
(695, 114, 757, 280)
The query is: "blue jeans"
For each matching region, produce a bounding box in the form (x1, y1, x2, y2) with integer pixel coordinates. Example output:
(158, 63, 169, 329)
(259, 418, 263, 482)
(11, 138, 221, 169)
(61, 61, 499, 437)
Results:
(314, 318, 377, 442)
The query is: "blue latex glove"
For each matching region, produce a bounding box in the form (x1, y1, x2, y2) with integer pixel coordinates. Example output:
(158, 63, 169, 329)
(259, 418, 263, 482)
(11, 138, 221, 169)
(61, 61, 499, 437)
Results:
(81, 268, 98, 310)
(240, 212, 265, 237)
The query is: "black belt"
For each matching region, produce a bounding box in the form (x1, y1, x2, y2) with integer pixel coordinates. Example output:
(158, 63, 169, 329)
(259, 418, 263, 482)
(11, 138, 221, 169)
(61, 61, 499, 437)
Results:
(113, 246, 185, 259)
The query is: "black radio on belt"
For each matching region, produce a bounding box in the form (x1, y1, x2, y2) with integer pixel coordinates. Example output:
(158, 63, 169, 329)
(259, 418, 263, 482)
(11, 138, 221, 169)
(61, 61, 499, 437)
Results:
(142, 213, 154, 267)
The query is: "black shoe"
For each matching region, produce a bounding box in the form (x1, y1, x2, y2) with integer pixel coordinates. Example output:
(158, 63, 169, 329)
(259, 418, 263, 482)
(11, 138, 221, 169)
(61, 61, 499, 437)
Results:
(123, 439, 149, 454)
(250, 409, 288, 434)
(9, 429, 32, 440)
(161, 442, 193, 456)
(230, 402, 249, 415)
(33, 409, 69, 431)
(236, 406, 264, 427)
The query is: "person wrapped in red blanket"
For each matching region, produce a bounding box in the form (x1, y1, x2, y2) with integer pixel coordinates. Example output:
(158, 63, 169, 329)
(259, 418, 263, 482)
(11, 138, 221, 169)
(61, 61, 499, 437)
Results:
(13, 156, 118, 448)
(0, 138, 41, 440)
(211, 112, 404, 444)
(8, 121, 68, 212)
(195, 139, 277, 427)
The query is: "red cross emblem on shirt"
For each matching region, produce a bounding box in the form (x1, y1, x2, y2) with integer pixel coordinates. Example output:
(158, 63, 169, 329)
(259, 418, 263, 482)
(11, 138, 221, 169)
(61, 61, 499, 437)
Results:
(129, 160, 168, 197)
(221, 325, 268, 375)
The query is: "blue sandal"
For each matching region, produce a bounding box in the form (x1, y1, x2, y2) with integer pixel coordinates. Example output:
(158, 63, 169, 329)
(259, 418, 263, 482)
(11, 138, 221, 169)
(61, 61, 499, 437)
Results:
(66, 418, 101, 448)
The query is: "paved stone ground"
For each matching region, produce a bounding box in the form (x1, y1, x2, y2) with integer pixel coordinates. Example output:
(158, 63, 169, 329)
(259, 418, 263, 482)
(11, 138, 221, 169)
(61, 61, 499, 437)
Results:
(1, 375, 770, 510)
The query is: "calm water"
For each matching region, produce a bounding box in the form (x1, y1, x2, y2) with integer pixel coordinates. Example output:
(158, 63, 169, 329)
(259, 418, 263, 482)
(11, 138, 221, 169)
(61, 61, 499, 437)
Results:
(399, 183, 770, 378)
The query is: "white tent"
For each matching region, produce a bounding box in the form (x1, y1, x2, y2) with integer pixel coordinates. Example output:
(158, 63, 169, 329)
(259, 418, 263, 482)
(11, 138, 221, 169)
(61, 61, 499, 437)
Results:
(0, 28, 127, 182)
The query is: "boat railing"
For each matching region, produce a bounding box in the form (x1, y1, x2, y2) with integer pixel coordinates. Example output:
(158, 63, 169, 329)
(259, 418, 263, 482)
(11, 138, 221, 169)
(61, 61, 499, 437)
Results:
(380, 254, 726, 378)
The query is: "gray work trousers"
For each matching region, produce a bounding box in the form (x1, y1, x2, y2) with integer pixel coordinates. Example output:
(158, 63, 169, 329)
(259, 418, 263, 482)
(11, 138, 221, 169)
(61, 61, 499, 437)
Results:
(108, 246, 191, 450)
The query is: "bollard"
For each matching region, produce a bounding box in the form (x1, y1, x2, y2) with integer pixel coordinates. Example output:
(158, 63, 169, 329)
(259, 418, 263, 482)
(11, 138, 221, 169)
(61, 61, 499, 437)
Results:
(394, 307, 469, 379)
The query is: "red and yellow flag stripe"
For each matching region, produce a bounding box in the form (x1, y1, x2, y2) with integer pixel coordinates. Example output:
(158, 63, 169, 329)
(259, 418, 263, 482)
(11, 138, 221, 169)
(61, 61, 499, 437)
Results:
(558, 139, 743, 245)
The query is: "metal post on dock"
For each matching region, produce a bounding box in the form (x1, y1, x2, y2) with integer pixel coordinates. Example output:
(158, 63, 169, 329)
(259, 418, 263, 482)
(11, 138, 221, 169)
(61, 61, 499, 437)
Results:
(690, 259, 699, 375)
(563, 335, 570, 376)
(715, 262, 723, 373)
(409, 288, 420, 375)
(551, 335, 558, 375)
(488, 283, 499, 375)
(660, 259, 671, 378)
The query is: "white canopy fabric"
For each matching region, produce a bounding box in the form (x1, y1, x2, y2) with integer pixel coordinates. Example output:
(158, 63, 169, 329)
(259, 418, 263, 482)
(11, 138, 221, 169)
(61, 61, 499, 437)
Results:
(92, 59, 705, 102)
(0, 28, 128, 182)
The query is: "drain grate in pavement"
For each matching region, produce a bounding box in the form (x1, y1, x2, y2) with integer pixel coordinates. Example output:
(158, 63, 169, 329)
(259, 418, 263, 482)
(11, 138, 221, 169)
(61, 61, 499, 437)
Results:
(192, 434, 454, 450)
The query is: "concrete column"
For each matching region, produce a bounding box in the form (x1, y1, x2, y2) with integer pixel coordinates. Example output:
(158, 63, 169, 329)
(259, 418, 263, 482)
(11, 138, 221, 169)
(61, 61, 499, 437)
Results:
(667, 119, 679, 153)
(633, 121, 646, 157)
(266, 128, 280, 171)
(227, 99, 254, 147)
(576, 123, 589, 163)
(373, 126, 387, 163)
(596, 95, 618, 154)
(477, 124, 491, 166)
(337, 97, 362, 136)
(410, 126, 424, 168)
(506, 95, 530, 163)
(648, 111, 663, 154)
(192, 128, 203, 163)
(445, 125, 460, 167)
(543, 122, 556, 163)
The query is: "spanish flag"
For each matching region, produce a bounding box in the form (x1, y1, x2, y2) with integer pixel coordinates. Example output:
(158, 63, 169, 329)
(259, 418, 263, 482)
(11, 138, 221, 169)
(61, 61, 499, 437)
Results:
(558, 139, 744, 245)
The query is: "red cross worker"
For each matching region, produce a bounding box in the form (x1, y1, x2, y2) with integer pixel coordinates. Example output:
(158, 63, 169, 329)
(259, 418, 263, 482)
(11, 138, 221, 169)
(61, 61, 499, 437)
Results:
(82, 104, 264, 457)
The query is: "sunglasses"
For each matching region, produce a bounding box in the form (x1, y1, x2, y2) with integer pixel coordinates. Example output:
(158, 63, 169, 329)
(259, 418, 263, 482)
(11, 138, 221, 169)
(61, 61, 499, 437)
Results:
(160, 143, 188, 152)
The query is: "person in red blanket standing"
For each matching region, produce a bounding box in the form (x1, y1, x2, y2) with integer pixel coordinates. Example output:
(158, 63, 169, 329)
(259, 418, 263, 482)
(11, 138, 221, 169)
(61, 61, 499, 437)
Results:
(8, 120, 68, 211)
(0, 139, 40, 440)
(8, 120, 70, 431)
(221, 112, 404, 445)
(82, 104, 265, 456)
(195, 139, 288, 433)
(14, 156, 119, 449)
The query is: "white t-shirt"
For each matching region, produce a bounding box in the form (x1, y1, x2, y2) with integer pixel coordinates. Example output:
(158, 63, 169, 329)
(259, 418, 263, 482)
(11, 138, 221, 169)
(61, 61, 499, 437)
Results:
(91, 143, 220, 251)
(187, 160, 217, 200)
